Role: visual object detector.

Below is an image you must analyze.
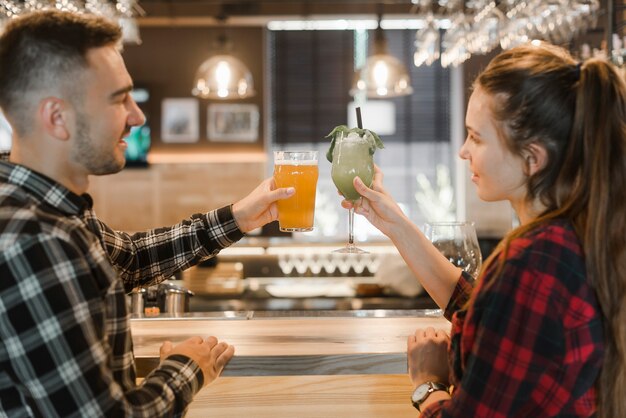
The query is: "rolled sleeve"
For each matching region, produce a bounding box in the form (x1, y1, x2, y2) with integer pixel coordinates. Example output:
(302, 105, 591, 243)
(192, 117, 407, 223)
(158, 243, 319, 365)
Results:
(444, 271, 475, 321)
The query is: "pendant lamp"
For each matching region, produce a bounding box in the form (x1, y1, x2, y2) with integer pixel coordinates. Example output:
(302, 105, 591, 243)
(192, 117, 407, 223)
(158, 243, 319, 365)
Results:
(192, 14, 255, 100)
(350, 14, 413, 98)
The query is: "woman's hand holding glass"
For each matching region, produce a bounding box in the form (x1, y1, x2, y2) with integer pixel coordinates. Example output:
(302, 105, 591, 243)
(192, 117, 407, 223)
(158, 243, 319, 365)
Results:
(341, 164, 408, 238)
(344, 164, 466, 309)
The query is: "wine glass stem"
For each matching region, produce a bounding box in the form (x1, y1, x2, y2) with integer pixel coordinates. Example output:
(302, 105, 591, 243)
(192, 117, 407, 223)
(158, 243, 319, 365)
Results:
(348, 207, 355, 245)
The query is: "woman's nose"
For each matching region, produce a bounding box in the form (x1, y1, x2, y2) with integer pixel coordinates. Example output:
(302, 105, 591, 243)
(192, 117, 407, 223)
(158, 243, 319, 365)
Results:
(458, 140, 469, 160)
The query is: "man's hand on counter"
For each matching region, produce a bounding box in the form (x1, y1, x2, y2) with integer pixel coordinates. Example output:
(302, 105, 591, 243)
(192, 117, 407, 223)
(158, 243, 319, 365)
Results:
(160, 336, 235, 386)
(232, 178, 295, 233)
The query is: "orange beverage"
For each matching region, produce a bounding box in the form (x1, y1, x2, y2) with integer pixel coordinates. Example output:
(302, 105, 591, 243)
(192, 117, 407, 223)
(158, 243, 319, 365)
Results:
(273, 151, 319, 232)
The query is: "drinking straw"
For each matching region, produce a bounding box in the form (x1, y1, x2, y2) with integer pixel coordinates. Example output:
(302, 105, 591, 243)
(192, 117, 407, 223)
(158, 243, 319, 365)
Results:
(356, 106, 363, 129)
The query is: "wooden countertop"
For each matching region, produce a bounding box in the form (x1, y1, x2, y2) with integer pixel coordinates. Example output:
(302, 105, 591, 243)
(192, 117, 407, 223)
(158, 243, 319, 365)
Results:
(131, 314, 450, 377)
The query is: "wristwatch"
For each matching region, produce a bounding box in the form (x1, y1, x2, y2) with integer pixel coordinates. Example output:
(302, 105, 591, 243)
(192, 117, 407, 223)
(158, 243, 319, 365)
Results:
(411, 381, 448, 411)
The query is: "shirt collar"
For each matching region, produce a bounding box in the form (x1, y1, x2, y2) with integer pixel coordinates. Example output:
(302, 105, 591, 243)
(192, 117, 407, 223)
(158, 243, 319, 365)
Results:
(0, 161, 92, 215)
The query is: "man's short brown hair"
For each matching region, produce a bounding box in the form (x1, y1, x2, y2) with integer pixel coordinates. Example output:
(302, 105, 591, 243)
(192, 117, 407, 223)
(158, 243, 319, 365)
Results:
(0, 10, 121, 136)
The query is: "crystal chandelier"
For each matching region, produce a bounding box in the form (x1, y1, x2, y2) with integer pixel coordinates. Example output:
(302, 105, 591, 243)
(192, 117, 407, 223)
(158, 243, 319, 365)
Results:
(413, 0, 601, 68)
(0, 0, 144, 44)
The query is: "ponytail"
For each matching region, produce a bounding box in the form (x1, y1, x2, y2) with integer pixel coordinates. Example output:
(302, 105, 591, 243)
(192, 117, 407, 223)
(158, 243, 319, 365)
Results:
(565, 59, 626, 418)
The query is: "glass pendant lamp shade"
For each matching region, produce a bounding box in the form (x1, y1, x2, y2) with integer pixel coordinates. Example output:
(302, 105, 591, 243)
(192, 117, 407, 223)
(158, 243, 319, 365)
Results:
(351, 53, 413, 98)
(192, 54, 256, 99)
(350, 24, 413, 98)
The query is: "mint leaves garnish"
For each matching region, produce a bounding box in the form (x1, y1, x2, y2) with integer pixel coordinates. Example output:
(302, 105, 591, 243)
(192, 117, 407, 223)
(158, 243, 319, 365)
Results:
(325, 125, 384, 163)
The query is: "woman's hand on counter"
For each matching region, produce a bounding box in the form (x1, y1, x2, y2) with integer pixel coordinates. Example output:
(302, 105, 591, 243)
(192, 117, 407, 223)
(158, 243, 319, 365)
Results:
(407, 327, 450, 386)
(160, 336, 235, 386)
(232, 178, 295, 233)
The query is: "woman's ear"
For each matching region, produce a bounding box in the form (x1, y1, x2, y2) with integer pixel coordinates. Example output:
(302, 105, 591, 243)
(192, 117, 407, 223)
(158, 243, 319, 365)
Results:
(524, 143, 548, 176)
(39, 97, 70, 141)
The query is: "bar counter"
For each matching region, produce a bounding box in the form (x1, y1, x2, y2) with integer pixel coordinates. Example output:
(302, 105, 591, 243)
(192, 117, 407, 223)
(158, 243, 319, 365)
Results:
(131, 310, 450, 417)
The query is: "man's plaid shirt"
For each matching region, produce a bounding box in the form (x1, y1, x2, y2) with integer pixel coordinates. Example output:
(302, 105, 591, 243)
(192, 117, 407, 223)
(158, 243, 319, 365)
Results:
(0, 161, 244, 417)
(421, 220, 604, 417)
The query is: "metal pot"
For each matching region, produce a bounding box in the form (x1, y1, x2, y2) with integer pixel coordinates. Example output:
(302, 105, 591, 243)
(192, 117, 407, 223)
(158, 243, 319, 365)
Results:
(157, 282, 194, 314)
(129, 287, 147, 315)
(129, 282, 194, 315)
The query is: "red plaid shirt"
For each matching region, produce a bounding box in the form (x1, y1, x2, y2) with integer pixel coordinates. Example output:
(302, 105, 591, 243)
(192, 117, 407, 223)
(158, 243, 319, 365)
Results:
(421, 219, 604, 418)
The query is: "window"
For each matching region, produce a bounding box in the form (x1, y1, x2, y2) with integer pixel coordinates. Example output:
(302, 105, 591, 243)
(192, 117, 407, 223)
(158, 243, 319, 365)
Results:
(268, 28, 454, 240)
(271, 30, 354, 144)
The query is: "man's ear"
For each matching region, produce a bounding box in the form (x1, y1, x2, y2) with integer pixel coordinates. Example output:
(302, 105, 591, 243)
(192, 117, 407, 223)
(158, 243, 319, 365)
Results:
(523, 143, 548, 176)
(39, 97, 70, 141)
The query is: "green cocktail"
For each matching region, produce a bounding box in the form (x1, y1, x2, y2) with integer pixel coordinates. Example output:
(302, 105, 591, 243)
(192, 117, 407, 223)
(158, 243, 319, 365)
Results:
(326, 125, 384, 253)
(330, 133, 374, 201)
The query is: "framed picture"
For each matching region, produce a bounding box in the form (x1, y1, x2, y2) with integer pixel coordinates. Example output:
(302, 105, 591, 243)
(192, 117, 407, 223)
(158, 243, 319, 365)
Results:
(161, 98, 199, 143)
(207, 104, 259, 142)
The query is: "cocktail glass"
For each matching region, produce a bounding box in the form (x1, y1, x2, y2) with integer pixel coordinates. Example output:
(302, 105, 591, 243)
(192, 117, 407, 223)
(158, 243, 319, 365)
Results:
(331, 130, 374, 254)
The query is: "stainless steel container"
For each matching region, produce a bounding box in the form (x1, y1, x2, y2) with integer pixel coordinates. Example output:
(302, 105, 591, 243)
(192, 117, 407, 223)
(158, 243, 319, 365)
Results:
(130, 287, 147, 315)
(158, 282, 194, 314)
(130, 282, 194, 315)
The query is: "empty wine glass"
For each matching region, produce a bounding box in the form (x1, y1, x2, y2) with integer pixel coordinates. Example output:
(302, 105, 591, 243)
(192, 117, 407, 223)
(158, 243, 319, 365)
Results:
(424, 221, 482, 279)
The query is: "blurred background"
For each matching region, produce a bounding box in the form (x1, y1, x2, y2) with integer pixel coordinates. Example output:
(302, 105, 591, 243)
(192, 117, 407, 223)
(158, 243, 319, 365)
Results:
(1, 0, 624, 310)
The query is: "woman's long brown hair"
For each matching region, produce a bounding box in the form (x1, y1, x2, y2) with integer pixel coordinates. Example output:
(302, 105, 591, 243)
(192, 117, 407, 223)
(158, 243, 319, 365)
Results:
(475, 43, 626, 418)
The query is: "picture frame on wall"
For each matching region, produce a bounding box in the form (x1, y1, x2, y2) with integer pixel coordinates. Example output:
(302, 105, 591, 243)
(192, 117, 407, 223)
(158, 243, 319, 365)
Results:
(207, 104, 259, 143)
(161, 98, 199, 143)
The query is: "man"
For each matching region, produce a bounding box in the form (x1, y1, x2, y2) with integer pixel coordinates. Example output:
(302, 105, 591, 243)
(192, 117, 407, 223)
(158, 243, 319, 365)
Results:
(0, 10, 294, 417)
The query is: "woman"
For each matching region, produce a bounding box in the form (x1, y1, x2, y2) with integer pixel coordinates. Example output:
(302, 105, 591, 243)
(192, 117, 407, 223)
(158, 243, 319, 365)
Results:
(346, 43, 625, 417)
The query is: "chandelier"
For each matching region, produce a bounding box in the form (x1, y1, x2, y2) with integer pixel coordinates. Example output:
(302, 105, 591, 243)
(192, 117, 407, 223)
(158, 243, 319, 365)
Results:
(413, 0, 601, 67)
(0, 0, 144, 44)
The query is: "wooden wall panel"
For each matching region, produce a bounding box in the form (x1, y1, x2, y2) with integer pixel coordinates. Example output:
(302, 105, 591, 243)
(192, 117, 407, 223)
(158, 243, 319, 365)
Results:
(87, 162, 265, 232)
(122, 26, 266, 153)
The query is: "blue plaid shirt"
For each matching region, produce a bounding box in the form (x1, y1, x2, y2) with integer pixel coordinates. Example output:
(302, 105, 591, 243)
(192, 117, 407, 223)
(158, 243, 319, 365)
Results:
(0, 161, 244, 417)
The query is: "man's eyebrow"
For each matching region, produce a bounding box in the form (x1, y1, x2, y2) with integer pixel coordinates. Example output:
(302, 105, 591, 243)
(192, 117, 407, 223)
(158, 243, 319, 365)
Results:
(109, 85, 133, 100)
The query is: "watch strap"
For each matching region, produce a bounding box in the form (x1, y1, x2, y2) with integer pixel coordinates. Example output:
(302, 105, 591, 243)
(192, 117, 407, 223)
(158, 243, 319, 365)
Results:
(411, 381, 449, 412)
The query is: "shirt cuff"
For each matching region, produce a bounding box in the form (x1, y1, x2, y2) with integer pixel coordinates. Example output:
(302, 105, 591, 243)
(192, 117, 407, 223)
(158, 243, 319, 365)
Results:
(443, 271, 475, 320)
(195, 205, 245, 250)
(219, 204, 245, 241)
(146, 354, 204, 406)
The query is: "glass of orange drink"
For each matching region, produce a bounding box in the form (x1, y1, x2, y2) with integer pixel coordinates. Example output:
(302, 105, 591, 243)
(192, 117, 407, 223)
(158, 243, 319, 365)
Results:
(273, 151, 319, 232)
